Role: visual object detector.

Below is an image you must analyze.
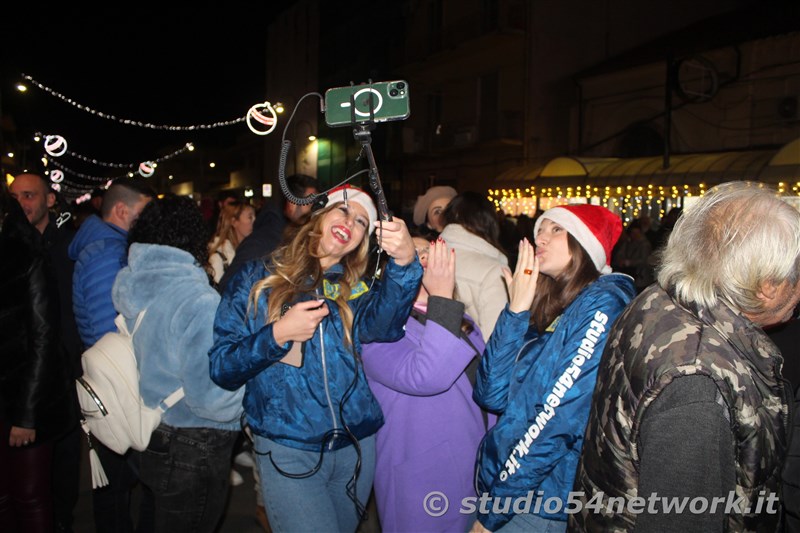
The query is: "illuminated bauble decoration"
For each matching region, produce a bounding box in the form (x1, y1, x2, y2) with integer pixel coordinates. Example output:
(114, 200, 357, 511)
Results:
(44, 135, 67, 157)
(50, 169, 64, 183)
(52, 183, 61, 191)
(139, 161, 155, 177)
(246, 102, 278, 136)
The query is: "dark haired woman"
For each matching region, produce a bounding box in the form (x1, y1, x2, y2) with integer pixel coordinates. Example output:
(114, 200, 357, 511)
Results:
(470, 205, 635, 532)
(439, 191, 509, 341)
(209, 185, 421, 532)
(111, 195, 245, 533)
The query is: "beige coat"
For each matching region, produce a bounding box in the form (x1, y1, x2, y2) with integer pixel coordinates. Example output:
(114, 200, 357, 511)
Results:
(439, 224, 509, 341)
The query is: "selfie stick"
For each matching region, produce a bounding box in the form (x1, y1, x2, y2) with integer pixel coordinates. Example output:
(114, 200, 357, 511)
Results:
(348, 82, 392, 222)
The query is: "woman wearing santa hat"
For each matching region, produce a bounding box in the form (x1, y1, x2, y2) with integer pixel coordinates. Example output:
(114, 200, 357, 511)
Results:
(470, 204, 636, 533)
(209, 185, 421, 533)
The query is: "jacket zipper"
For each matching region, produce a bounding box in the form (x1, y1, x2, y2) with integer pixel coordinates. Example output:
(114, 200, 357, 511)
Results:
(319, 320, 338, 450)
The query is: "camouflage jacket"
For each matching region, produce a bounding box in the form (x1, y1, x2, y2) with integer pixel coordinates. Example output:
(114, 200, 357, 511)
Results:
(571, 284, 790, 532)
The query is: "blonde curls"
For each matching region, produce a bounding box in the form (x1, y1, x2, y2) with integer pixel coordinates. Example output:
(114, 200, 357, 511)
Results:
(248, 203, 371, 347)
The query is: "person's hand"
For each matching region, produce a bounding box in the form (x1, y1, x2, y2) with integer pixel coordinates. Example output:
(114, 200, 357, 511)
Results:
(422, 238, 455, 299)
(469, 519, 492, 533)
(374, 218, 416, 266)
(9, 426, 35, 447)
(272, 299, 329, 345)
(504, 238, 539, 313)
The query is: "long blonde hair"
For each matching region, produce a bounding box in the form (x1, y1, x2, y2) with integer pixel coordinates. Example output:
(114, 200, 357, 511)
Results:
(209, 202, 253, 254)
(248, 203, 371, 347)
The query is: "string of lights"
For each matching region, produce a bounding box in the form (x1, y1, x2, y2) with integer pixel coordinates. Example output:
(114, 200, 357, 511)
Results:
(48, 158, 130, 184)
(22, 73, 247, 131)
(49, 140, 196, 169)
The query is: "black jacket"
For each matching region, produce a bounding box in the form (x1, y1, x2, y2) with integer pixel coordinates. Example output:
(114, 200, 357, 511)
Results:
(217, 202, 287, 294)
(0, 206, 72, 442)
(784, 385, 800, 533)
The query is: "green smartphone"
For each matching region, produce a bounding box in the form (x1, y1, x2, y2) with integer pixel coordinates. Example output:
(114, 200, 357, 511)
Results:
(324, 81, 410, 127)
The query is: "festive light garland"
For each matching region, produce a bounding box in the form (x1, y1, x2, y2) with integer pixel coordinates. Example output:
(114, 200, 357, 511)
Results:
(23, 73, 247, 131)
(48, 158, 130, 183)
(488, 182, 798, 222)
(49, 141, 195, 169)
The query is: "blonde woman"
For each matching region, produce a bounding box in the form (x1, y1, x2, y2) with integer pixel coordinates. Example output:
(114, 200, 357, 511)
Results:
(210, 186, 421, 532)
(208, 202, 256, 284)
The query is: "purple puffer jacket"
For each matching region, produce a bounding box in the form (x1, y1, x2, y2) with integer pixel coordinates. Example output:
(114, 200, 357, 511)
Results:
(362, 297, 492, 533)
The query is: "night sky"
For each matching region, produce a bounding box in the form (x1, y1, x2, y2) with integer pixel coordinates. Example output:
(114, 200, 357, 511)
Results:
(2, 3, 292, 174)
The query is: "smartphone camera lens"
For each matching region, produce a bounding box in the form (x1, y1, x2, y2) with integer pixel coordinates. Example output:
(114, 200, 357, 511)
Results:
(389, 88, 399, 97)
(396, 82, 406, 90)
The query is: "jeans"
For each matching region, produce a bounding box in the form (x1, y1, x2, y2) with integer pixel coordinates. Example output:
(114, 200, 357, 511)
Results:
(92, 441, 154, 533)
(52, 423, 81, 532)
(136, 424, 238, 533)
(255, 434, 376, 533)
(496, 512, 567, 533)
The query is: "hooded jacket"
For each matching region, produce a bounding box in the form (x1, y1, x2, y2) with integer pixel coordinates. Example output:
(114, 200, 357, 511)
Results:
(112, 243, 243, 429)
(473, 273, 635, 530)
(68, 214, 128, 347)
(362, 297, 489, 533)
(209, 256, 422, 451)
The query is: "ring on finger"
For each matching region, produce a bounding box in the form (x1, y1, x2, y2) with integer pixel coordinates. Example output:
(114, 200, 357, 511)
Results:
(523, 269, 533, 275)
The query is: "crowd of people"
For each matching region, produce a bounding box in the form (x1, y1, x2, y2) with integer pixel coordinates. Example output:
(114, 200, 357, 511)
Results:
(1, 172, 799, 533)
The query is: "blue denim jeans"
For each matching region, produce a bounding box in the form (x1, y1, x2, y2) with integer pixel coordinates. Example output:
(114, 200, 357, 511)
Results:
(135, 424, 238, 533)
(254, 434, 376, 533)
(496, 512, 567, 533)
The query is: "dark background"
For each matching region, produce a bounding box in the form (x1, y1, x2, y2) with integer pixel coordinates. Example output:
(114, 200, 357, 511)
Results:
(2, 3, 293, 174)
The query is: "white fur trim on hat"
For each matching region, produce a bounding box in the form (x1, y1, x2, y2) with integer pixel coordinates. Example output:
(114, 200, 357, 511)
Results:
(325, 186, 378, 234)
(534, 207, 611, 274)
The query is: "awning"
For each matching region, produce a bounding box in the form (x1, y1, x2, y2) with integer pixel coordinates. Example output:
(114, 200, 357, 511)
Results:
(495, 162, 546, 182)
(535, 150, 779, 188)
(501, 137, 800, 189)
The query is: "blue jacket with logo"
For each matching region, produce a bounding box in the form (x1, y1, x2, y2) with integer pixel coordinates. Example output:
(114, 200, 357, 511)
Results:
(209, 257, 422, 451)
(473, 274, 635, 529)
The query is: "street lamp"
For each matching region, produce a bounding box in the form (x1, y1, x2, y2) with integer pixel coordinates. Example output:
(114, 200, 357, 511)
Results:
(295, 120, 318, 177)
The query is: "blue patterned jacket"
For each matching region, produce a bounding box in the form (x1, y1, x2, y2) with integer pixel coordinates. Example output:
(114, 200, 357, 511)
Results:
(209, 257, 422, 451)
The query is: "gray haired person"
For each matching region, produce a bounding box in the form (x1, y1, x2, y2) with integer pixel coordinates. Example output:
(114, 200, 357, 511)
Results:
(571, 181, 800, 532)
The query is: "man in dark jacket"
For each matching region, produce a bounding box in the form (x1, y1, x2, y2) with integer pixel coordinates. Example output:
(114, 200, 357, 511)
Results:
(10, 172, 82, 532)
(218, 174, 318, 293)
(1, 185, 73, 532)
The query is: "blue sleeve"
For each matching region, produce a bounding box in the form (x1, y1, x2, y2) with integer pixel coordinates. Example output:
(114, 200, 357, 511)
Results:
(176, 291, 244, 423)
(208, 263, 291, 391)
(73, 238, 126, 346)
(473, 305, 531, 413)
(355, 258, 422, 345)
(478, 295, 626, 531)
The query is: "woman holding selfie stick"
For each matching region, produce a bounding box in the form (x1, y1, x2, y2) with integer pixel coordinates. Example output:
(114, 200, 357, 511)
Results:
(210, 185, 421, 533)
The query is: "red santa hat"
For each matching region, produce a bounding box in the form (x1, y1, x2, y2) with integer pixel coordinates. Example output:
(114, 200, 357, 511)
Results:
(325, 185, 378, 234)
(533, 204, 622, 274)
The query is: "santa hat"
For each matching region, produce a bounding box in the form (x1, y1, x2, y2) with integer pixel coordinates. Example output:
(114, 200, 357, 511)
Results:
(325, 185, 378, 234)
(533, 204, 622, 274)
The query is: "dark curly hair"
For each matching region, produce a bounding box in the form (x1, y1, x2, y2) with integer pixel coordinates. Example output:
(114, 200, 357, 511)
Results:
(128, 194, 210, 268)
